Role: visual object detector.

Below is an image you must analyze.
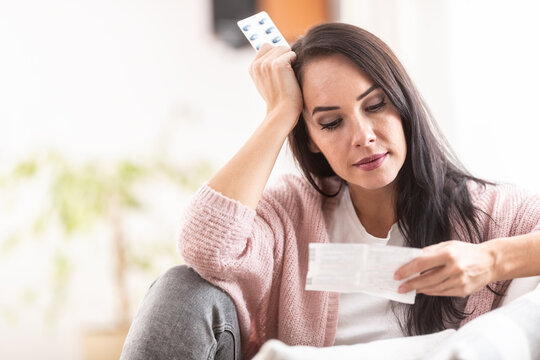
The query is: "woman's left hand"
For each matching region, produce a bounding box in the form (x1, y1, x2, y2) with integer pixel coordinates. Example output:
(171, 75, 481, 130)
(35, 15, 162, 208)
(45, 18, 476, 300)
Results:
(393, 240, 497, 297)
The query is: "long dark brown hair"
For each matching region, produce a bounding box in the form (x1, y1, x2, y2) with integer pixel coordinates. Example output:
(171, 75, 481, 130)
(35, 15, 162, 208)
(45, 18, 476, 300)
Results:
(288, 23, 499, 336)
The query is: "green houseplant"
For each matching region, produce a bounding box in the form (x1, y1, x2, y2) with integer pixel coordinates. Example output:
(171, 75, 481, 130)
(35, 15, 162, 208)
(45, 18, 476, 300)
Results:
(0, 151, 212, 359)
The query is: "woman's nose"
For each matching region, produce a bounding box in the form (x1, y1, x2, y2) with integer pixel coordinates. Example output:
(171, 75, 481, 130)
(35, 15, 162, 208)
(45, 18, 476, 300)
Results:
(351, 116, 376, 147)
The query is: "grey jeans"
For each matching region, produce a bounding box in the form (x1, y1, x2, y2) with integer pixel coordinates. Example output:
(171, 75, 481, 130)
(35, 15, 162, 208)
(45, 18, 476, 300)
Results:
(120, 265, 242, 360)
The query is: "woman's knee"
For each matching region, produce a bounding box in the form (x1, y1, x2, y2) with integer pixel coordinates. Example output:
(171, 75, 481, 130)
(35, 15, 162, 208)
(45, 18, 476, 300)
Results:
(149, 265, 236, 314)
(121, 265, 241, 359)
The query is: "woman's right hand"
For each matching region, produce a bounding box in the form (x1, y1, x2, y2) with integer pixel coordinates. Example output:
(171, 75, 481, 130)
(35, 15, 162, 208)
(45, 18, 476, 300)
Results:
(249, 44, 303, 128)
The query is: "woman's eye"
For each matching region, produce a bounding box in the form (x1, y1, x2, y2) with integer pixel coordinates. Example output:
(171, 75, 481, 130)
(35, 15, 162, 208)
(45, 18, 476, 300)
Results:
(365, 98, 387, 112)
(320, 118, 342, 130)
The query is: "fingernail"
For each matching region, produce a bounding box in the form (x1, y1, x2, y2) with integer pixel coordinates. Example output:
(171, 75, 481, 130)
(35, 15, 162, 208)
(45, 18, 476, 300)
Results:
(398, 286, 407, 293)
(394, 273, 401, 281)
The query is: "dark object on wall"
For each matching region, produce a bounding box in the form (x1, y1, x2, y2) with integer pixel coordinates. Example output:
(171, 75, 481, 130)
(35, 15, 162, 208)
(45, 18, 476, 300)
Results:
(212, 0, 255, 48)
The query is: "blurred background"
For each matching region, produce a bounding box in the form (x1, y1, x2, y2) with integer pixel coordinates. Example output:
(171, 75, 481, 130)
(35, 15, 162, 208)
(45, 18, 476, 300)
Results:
(1, 0, 539, 359)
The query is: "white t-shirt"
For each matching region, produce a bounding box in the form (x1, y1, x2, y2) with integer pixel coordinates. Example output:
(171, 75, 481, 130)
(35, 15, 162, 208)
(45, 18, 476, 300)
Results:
(328, 185, 405, 345)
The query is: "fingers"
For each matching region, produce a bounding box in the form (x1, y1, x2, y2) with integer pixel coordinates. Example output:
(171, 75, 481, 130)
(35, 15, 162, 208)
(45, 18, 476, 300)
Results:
(417, 277, 458, 296)
(413, 272, 453, 294)
(274, 49, 297, 67)
(250, 45, 295, 73)
(398, 264, 452, 293)
(395, 252, 449, 281)
(394, 240, 463, 280)
(418, 275, 470, 297)
(254, 42, 274, 58)
(401, 269, 481, 298)
(395, 241, 493, 298)
(247, 43, 303, 116)
(255, 43, 290, 60)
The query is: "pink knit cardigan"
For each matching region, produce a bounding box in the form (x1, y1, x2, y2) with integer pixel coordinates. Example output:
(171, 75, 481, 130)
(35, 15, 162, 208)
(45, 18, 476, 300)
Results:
(178, 174, 540, 359)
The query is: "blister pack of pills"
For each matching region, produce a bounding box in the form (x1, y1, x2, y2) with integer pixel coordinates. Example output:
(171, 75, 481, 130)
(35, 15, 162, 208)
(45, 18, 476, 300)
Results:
(237, 11, 290, 51)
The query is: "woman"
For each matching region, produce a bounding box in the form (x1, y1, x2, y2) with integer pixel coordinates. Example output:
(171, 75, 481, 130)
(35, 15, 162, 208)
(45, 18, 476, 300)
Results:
(121, 23, 540, 360)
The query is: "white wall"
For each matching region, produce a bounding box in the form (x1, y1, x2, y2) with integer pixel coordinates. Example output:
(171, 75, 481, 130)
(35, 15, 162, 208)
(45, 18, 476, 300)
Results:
(0, 1, 274, 359)
(0, 0, 291, 170)
(449, 1, 540, 191)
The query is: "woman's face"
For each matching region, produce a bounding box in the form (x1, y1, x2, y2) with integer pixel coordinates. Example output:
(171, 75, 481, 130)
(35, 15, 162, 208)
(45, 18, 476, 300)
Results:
(301, 54, 407, 191)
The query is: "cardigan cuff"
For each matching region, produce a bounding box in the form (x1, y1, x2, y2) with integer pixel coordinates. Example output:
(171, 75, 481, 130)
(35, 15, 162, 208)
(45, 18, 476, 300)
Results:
(194, 183, 257, 221)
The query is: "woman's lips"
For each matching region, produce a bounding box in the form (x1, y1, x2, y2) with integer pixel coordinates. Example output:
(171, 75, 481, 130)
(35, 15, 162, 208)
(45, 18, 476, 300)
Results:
(353, 153, 388, 171)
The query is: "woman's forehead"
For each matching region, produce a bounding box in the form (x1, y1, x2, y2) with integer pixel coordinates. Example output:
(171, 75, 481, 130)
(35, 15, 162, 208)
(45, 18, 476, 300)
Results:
(301, 55, 374, 104)
(303, 54, 371, 84)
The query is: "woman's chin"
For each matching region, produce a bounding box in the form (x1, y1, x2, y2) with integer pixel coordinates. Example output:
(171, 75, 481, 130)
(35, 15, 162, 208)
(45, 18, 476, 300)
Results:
(347, 175, 397, 191)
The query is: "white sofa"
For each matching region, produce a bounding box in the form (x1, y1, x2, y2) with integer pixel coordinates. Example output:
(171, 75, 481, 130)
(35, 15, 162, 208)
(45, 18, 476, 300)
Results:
(254, 276, 540, 360)
(425, 276, 540, 360)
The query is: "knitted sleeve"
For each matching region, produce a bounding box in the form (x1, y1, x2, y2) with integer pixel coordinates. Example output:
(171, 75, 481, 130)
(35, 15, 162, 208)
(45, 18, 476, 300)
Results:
(178, 174, 314, 280)
(177, 174, 320, 355)
(460, 183, 540, 326)
(506, 186, 540, 235)
(178, 183, 262, 277)
(471, 183, 540, 240)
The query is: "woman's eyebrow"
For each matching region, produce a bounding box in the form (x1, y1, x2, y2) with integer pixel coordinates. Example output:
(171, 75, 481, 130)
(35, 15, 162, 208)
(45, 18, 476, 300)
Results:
(311, 84, 379, 116)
